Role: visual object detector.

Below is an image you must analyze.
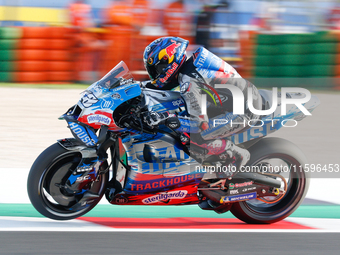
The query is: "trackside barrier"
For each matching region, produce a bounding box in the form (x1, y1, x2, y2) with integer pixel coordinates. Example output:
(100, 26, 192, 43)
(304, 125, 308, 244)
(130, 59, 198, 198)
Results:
(1, 27, 340, 90)
(239, 31, 340, 90)
(0, 27, 74, 83)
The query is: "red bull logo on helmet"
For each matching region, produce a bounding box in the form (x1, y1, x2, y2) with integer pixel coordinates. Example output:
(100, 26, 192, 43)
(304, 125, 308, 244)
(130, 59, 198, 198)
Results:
(159, 62, 178, 83)
(159, 39, 181, 64)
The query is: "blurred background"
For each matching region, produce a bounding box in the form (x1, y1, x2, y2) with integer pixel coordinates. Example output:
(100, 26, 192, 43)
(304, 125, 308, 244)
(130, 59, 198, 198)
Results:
(0, 0, 340, 90)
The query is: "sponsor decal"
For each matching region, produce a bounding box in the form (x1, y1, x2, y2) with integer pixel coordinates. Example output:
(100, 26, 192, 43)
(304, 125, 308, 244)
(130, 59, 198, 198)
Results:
(114, 196, 129, 204)
(81, 91, 98, 108)
(194, 48, 208, 68)
(220, 192, 257, 203)
(142, 190, 187, 204)
(179, 127, 189, 132)
(172, 98, 184, 107)
(111, 93, 121, 99)
(242, 187, 257, 192)
(228, 182, 253, 189)
(159, 39, 181, 63)
(186, 91, 195, 99)
(180, 133, 190, 144)
(229, 189, 239, 195)
(178, 118, 199, 128)
(168, 119, 180, 129)
(159, 62, 178, 83)
(112, 83, 134, 92)
(234, 181, 253, 188)
(76, 163, 93, 173)
(87, 114, 111, 125)
(68, 122, 96, 146)
(76, 175, 91, 182)
(101, 99, 114, 109)
(180, 82, 190, 93)
(129, 173, 203, 191)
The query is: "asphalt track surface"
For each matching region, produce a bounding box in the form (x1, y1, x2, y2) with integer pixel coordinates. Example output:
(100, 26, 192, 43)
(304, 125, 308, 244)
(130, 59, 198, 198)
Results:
(0, 87, 340, 254)
(1, 232, 339, 255)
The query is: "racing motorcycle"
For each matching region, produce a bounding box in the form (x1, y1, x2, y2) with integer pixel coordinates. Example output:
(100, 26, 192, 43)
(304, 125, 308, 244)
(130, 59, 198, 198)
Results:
(27, 61, 320, 223)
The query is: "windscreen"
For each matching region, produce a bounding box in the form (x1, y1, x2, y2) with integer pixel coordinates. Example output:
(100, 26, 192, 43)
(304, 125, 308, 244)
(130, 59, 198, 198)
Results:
(86, 61, 134, 93)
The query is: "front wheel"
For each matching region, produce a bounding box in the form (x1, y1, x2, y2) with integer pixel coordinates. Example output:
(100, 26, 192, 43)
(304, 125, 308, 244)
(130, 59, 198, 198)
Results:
(27, 143, 109, 220)
(230, 137, 310, 224)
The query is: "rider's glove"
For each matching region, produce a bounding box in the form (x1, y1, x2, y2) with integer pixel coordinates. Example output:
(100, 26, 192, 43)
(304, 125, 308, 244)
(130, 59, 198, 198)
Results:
(144, 111, 175, 127)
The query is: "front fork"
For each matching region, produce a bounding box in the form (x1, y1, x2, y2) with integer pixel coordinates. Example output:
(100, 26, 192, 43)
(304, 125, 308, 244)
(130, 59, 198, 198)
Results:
(58, 133, 118, 195)
(64, 149, 104, 194)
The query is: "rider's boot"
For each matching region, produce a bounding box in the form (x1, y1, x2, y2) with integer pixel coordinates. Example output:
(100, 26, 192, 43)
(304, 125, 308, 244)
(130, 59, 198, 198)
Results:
(180, 133, 250, 169)
(220, 140, 250, 169)
(199, 139, 228, 155)
(202, 139, 251, 186)
(198, 139, 250, 168)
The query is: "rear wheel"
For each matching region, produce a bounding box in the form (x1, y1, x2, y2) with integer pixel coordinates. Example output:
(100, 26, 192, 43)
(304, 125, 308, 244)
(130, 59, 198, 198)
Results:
(230, 137, 309, 224)
(27, 143, 108, 220)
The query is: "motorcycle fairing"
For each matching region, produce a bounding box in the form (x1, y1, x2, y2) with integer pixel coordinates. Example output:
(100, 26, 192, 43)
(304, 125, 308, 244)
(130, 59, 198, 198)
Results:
(74, 61, 142, 131)
(77, 82, 141, 130)
(109, 134, 203, 205)
(142, 89, 185, 112)
(124, 137, 196, 176)
(111, 172, 205, 205)
(66, 119, 98, 147)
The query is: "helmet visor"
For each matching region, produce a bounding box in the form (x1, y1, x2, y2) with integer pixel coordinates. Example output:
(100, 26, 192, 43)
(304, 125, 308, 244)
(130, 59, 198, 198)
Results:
(146, 58, 169, 81)
(146, 64, 159, 80)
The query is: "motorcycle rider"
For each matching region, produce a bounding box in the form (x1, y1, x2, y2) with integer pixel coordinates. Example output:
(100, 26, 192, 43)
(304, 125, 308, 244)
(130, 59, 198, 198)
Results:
(142, 37, 262, 178)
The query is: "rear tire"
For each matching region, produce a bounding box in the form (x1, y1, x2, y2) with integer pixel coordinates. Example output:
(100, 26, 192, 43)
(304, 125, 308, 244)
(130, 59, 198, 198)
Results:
(230, 137, 309, 224)
(27, 143, 108, 220)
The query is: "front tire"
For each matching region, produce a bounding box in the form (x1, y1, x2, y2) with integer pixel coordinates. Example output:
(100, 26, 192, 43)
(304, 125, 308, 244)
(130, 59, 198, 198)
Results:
(27, 143, 108, 220)
(230, 137, 309, 224)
